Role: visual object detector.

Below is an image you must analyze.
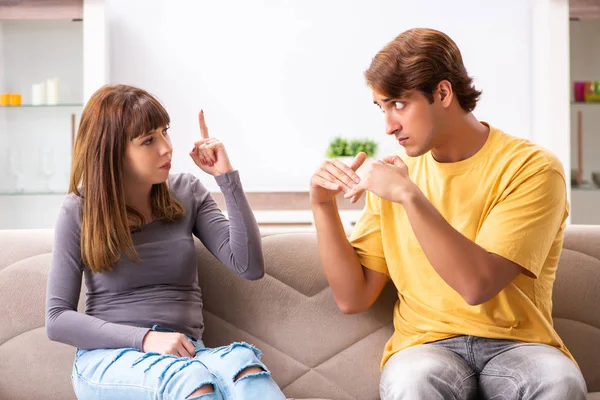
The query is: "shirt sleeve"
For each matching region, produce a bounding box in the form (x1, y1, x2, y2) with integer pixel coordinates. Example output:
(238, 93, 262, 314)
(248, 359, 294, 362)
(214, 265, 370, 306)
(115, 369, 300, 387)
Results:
(349, 191, 389, 276)
(475, 167, 568, 278)
(45, 196, 150, 350)
(190, 171, 264, 280)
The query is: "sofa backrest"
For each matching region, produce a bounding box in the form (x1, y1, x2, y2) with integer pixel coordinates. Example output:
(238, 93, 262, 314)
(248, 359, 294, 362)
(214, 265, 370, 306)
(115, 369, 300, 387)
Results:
(0, 226, 598, 400)
(551, 226, 600, 393)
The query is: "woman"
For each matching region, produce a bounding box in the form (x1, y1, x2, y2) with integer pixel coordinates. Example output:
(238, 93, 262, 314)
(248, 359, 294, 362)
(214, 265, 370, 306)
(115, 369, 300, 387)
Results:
(45, 84, 285, 400)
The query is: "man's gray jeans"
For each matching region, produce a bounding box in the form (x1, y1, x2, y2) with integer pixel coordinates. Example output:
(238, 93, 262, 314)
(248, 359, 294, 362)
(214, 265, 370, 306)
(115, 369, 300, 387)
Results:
(380, 335, 587, 399)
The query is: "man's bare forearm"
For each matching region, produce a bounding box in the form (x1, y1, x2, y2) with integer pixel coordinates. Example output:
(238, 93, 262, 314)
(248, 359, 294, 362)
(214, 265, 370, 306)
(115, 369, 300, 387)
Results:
(312, 200, 376, 312)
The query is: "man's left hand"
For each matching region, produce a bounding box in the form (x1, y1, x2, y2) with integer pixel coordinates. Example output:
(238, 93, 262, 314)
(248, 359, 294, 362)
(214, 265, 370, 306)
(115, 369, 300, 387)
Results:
(343, 155, 417, 204)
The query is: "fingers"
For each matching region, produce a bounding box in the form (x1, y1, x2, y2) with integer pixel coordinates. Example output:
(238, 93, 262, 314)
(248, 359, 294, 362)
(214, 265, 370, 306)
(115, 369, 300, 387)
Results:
(180, 336, 196, 358)
(198, 145, 215, 165)
(193, 138, 218, 166)
(189, 146, 199, 164)
(176, 343, 193, 358)
(349, 152, 368, 171)
(319, 168, 347, 190)
(382, 154, 404, 167)
(343, 183, 366, 200)
(173, 334, 194, 358)
(311, 175, 340, 191)
(199, 110, 209, 139)
(190, 145, 210, 166)
(329, 159, 361, 187)
(311, 159, 360, 196)
(382, 155, 396, 164)
(348, 189, 366, 203)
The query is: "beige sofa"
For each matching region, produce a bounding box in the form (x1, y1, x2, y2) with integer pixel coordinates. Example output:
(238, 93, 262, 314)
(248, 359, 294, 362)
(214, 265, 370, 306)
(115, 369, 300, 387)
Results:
(0, 226, 598, 399)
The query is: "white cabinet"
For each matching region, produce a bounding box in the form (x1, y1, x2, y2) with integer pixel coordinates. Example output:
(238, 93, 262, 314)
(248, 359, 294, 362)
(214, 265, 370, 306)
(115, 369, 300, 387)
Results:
(0, 0, 108, 229)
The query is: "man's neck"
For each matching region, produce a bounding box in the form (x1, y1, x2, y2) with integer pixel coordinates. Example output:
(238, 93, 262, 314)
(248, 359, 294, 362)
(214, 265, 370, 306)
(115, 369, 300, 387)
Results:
(431, 113, 489, 163)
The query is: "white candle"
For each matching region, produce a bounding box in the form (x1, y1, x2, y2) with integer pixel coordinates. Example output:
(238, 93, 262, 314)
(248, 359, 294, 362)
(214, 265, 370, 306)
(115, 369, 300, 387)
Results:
(32, 83, 46, 105)
(46, 78, 59, 105)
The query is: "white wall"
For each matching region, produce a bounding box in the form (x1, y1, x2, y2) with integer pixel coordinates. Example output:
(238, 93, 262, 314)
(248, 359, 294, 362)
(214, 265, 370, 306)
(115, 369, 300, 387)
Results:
(83, 0, 109, 104)
(531, 0, 570, 200)
(0, 22, 4, 93)
(105, 0, 535, 192)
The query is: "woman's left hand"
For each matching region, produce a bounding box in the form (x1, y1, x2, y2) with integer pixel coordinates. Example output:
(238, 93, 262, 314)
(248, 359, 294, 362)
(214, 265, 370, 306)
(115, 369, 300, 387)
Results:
(189, 110, 234, 176)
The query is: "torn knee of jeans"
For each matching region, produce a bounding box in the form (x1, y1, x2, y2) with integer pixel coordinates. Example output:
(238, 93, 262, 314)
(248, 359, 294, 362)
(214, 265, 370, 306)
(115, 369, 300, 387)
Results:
(234, 364, 270, 383)
(220, 342, 262, 359)
(186, 382, 215, 399)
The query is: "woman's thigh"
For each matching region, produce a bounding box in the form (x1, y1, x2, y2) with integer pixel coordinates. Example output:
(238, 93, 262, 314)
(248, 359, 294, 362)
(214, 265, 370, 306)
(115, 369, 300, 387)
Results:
(72, 347, 220, 400)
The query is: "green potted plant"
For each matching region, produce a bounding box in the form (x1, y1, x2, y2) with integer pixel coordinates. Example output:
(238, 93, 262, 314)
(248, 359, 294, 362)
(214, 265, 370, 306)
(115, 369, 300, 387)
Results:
(326, 137, 378, 175)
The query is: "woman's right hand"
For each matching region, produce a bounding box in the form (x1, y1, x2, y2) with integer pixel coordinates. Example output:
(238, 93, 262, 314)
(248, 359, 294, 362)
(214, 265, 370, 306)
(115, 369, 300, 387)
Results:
(142, 331, 196, 358)
(189, 110, 234, 177)
(310, 152, 367, 205)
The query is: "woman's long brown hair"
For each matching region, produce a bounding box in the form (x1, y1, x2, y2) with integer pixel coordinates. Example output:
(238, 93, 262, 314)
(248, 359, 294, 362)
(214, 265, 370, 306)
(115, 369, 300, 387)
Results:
(70, 84, 185, 273)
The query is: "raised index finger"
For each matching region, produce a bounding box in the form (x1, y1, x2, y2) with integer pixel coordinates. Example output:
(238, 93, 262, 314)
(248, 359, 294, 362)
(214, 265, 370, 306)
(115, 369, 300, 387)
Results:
(331, 159, 361, 184)
(199, 110, 209, 139)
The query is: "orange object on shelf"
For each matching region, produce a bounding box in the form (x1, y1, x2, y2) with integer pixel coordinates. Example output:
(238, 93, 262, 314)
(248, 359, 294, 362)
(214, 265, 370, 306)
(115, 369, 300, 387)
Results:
(0, 93, 9, 106)
(9, 93, 22, 106)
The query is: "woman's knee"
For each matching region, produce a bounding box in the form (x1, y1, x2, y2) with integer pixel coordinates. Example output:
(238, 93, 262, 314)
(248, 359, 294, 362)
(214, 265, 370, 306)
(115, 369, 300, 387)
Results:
(234, 366, 267, 382)
(186, 383, 215, 399)
(219, 343, 269, 380)
(165, 360, 218, 399)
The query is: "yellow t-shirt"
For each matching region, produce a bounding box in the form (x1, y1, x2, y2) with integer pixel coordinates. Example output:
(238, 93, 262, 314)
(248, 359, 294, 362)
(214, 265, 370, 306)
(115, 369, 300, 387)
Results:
(350, 124, 573, 369)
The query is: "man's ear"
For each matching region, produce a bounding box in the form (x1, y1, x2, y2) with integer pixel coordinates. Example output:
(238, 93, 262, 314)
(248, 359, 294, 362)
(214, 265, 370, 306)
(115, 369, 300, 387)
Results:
(437, 80, 453, 107)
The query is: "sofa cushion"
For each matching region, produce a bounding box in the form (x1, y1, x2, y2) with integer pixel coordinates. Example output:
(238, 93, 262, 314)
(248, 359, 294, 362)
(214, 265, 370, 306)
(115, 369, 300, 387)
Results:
(0, 226, 599, 399)
(199, 232, 398, 399)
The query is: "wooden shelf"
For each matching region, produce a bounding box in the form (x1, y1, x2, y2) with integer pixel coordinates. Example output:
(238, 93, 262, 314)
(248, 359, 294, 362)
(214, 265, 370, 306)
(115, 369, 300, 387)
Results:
(0, 0, 82, 20)
(0, 104, 82, 108)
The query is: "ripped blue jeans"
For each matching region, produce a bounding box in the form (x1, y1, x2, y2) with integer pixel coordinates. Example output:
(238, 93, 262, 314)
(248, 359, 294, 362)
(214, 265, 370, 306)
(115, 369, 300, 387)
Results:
(71, 326, 286, 400)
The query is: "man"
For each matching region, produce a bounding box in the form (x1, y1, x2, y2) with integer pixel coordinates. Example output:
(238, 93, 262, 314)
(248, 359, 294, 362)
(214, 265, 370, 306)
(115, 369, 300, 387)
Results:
(309, 28, 587, 399)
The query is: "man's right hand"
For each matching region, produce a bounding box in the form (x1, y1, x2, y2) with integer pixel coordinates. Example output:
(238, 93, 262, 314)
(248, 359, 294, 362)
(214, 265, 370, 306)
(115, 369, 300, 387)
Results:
(142, 331, 196, 358)
(310, 152, 367, 205)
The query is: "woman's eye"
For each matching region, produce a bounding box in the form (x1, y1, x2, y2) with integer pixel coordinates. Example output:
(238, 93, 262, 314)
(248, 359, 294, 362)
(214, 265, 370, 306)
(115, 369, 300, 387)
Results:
(163, 126, 170, 135)
(142, 137, 153, 145)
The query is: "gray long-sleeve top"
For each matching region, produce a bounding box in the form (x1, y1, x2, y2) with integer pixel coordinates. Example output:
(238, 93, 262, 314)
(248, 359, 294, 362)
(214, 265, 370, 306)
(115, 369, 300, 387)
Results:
(45, 171, 263, 350)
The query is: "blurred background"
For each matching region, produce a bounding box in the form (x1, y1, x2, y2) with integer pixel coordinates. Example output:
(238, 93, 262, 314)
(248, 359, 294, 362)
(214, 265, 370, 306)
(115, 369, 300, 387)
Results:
(0, 0, 598, 229)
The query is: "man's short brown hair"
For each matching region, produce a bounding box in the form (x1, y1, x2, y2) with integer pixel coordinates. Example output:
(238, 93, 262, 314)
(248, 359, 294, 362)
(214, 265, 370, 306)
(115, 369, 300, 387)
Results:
(365, 28, 482, 112)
